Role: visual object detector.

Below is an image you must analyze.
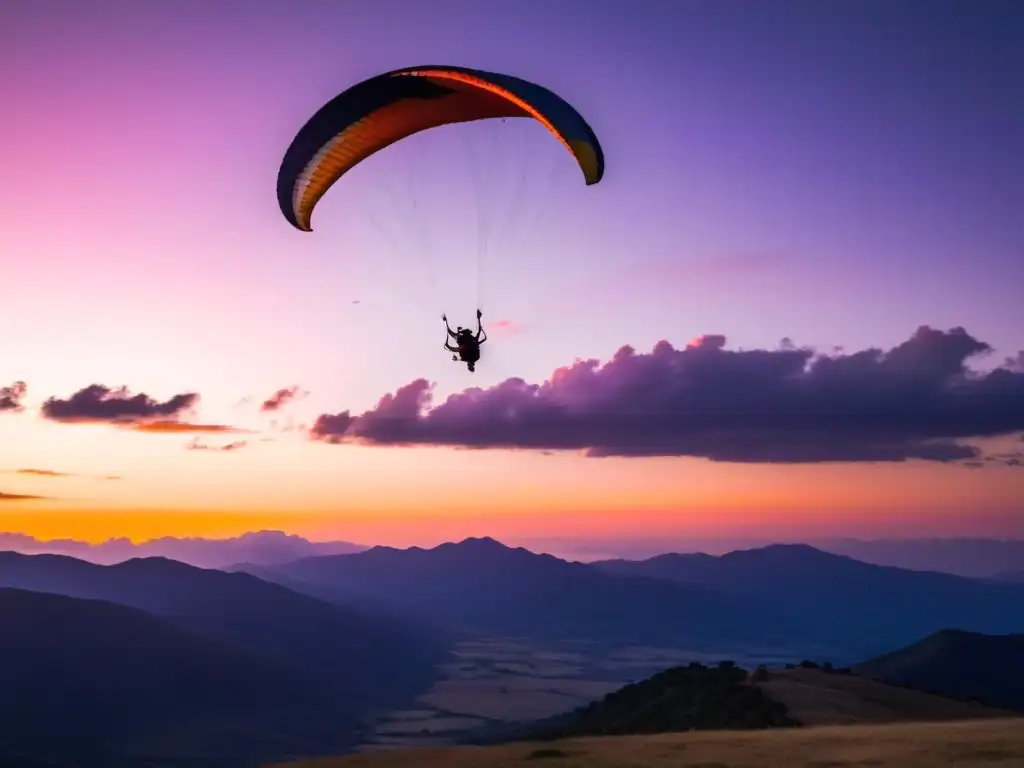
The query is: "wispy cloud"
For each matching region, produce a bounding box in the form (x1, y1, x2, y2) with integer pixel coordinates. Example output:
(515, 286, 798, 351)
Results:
(488, 319, 524, 336)
(260, 385, 309, 413)
(185, 438, 249, 452)
(1, 468, 121, 481)
(131, 420, 249, 434)
(0, 491, 52, 502)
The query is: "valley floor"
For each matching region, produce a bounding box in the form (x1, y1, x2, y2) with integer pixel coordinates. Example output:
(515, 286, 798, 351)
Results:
(357, 636, 805, 751)
(270, 717, 1024, 767)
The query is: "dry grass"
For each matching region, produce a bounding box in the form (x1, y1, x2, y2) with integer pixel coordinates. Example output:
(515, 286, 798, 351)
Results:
(269, 717, 1024, 767)
(757, 668, 1013, 725)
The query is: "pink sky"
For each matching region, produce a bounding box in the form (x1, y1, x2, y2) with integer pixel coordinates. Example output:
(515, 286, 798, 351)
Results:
(0, 0, 1021, 546)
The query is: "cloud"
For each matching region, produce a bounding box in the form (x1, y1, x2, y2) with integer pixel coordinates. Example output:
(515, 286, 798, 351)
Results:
(131, 420, 247, 434)
(39, 385, 249, 435)
(0, 381, 27, 412)
(12, 468, 67, 478)
(977, 450, 1024, 469)
(488, 319, 524, 336)
(2, 468, 121, 481)
(185, 438, 249, 452)
(310, 411, 357, 445)
(309, 326, 1024, 464)
(260, 386, 308, 413)
(0, 491, 51, 502)
(41, 385, 198, 424)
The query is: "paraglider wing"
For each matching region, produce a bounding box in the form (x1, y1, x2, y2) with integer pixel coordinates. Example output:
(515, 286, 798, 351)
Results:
(277, 65, 604, 232)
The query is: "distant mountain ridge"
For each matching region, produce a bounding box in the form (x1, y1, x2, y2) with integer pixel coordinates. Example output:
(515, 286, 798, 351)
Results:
(5, 530, 1019, 576)
(591, 543, 1024, 655)
(502, 536, 1024, 577)
(255, 537, 815, 652)
(815, 538, 1024, 578)
(247, 538, 1024, 661)
(0, 529, 367, 568)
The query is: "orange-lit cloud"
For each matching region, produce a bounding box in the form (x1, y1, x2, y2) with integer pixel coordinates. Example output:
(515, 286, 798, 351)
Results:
(685, 334, 726, 350)
(0, 491, 52, 501)
(131, 420, 249, 434)
(488, 319, 524, 336)
(2, 468, 121, 481)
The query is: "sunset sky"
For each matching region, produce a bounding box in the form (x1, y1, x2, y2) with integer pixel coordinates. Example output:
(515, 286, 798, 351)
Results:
(1, 0, 1022, 548)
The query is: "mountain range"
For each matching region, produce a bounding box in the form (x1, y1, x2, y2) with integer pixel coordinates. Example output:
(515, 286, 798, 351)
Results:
(590, 544, 1024, 655)
(0, 552, 448, 707)
(242, 538, 1024, 661)
(243, 537, 809, 652)
(814, 537, 1024, 578)
(4, 535, 1024, 765)
(0, 530, 367, 569)
(5, 530, 1022, 577)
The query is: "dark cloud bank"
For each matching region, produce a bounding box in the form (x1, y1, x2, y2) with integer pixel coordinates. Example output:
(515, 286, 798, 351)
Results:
(41, 385, 198, 424)
(310, 326, 1024, 464)
(39, 385, 242, 434)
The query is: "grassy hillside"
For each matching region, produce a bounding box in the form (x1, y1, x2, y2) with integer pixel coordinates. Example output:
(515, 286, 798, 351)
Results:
(753, 667, 1012, 725)
(532, 662, 795, 739)
(0, 588, 360, 767)
(265, 717, 1024, 767)
(854, 629, 1024, 711)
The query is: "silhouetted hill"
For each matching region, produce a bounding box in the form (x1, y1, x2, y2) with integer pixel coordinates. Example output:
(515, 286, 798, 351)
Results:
(0, 530, 366, 568)
(815, 537, 1024, 578)
(0, 551, 447, 706)
(268, 537, 810, 651)
(532, 662, 796, 740)
(992, 570, 1024, 584)
(854, 629, 1024, 712)
(0, 588, 360, 767)
(593, 544, 1024, 656)
(474, 660, 1013, 748)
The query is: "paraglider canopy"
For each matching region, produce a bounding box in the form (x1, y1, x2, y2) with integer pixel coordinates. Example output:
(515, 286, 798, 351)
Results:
(277, 64, 605, 232)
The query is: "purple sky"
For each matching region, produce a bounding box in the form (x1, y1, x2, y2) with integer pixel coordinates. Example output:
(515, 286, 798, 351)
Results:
(0, 0, 1021, 545)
